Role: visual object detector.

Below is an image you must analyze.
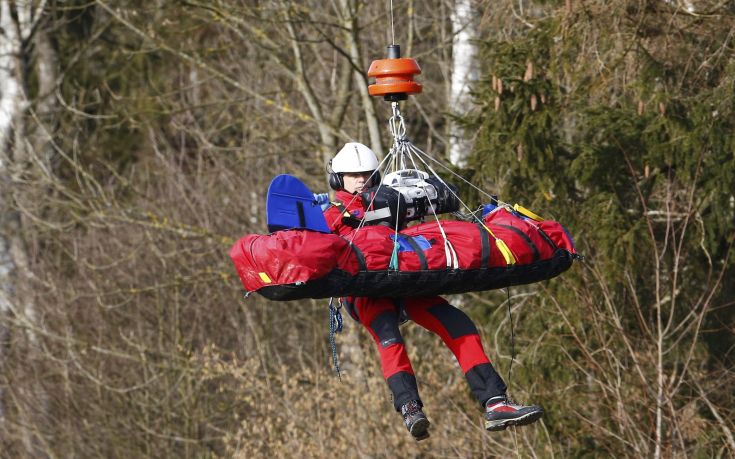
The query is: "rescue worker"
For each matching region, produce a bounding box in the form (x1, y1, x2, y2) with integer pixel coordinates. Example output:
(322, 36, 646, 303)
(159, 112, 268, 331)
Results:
(321, 142, 544, 440)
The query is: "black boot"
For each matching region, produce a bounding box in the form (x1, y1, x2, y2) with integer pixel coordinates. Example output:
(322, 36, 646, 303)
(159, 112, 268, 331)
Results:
(401, 400, 430, 441)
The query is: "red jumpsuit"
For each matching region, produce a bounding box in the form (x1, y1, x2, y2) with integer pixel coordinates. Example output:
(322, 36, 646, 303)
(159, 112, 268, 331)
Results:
(324, 190, 507, 411)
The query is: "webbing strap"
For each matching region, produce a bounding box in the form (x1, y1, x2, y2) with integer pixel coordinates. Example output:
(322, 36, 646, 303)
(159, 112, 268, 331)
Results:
(348, 242, 367, 271)
(534, 226, 558, 251)
(332, 201, 361, 228)
(478, 222, 516, 265)
(401, 236, 428, 270)
(497, 224, 540, 263)
(296, 201, 306, 227)
(476, 222, 490, 269)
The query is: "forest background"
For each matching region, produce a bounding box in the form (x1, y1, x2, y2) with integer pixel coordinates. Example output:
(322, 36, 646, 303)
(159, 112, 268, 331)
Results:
(1, 0, 733, 457)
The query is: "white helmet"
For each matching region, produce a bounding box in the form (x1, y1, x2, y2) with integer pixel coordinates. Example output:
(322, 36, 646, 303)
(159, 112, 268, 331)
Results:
(330, 142, 379, 173)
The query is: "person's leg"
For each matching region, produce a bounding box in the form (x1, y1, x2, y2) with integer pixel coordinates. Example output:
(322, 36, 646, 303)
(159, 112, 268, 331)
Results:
(354, 297, 418, 410)
(353, 297, 429, 439)
(403, 297, 507, 405)
(404, 297, 543, 431)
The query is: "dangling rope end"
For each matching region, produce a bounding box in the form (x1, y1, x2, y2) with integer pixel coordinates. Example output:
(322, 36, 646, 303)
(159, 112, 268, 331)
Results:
(328, 298, 343, 379)
(389, 241, 400, 270)
(505, 288, 515, 391)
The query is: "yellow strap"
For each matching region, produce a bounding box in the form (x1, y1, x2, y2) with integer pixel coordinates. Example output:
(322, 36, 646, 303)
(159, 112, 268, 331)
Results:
(513, 204, 544, 222)
(495, 239, 517, 265)
(258, 272, 272, 283)
(479, 223, 517, 265)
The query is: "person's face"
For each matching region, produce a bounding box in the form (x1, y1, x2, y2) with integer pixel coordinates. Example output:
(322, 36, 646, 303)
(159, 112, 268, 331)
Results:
(342, 171, 375, 194)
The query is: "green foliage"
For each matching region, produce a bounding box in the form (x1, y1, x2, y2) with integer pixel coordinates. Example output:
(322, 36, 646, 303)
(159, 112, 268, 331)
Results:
(464, 21, 574, 208)
(462, 2, 735, 456)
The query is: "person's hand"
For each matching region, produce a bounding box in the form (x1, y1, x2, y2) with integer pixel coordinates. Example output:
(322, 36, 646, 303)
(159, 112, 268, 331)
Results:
(313, 193, 331, 211)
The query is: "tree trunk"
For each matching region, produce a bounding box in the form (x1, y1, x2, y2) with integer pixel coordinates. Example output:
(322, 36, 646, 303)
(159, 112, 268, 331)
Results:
(0, 0, 25, 427)
(0, 1, 53, 454)
(448, 0, 477, 166)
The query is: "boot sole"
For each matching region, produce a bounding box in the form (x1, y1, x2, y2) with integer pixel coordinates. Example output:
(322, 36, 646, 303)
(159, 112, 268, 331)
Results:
(485, 409, 543, 431)
(410, 418, 431, 441)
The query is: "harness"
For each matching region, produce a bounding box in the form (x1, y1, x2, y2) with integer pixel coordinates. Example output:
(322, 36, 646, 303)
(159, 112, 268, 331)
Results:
(330, 200, 362, 229)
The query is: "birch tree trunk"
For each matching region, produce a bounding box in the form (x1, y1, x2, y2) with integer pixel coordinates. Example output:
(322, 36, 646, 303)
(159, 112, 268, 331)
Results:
(448, 0, 478, 166)
(0, 0, 26, 427)
(0, 0, 52, 454)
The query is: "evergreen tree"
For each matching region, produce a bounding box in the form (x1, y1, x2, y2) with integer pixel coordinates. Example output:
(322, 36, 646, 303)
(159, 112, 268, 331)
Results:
(463, 1, 735, 455)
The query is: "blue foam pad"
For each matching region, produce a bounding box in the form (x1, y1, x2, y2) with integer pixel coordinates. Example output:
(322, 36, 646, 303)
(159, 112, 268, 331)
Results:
(390, 234, 433, 252)
(266, 175, 330, 233)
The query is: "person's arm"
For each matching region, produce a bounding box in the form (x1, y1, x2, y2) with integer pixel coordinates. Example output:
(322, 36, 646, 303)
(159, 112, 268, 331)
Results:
(323, 204, 346, 235)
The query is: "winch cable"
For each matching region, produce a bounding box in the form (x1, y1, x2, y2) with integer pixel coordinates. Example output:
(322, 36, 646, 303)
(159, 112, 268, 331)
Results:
(389, 0, 396, 46)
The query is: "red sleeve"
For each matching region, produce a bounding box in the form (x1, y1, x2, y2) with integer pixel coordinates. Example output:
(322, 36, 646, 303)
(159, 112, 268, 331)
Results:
(323, 205, 348, 235)
(324, 192, 365, 236)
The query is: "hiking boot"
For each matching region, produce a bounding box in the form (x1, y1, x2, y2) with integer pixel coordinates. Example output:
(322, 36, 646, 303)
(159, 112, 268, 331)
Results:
(401, 400, 430, 441)
(484, 396, 544, 431)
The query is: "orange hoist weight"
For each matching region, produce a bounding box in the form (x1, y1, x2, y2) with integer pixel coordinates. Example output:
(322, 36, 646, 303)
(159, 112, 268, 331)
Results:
(368, 45, 422, 101)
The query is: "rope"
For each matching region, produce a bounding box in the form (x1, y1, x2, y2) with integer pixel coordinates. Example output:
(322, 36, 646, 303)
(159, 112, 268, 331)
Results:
(406, 143, 517, 265)
(506, 288, 515, 390)
(328, 297, 343, 379)
(407, 143, 511, 207)
(404, 147, 459, 268)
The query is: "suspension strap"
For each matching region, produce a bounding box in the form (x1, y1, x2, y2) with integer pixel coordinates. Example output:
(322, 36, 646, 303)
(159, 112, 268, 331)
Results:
(497, 224, 540, 263)
(395, 235, 428, 270)
(478, 221, 517, 265)
(328, 297, 343, 379)
(476, 223, 490, 268)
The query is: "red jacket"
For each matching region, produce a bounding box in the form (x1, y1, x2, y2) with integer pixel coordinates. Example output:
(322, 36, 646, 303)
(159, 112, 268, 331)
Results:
(323, 190, 366, 236)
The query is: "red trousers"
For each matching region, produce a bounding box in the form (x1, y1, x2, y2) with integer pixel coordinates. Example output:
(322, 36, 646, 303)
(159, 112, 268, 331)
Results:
(344, 296, 507, 411)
